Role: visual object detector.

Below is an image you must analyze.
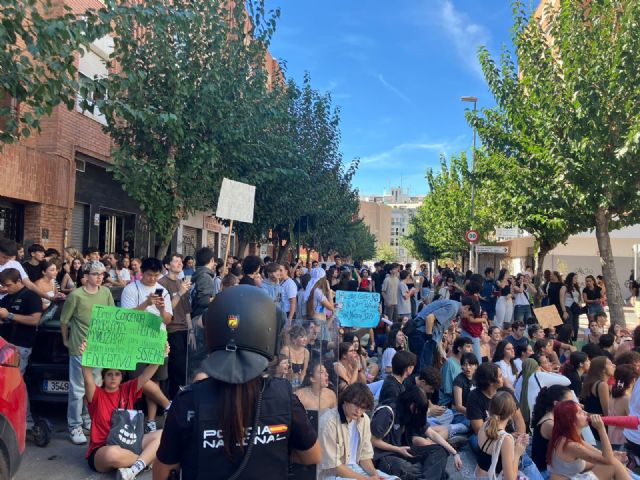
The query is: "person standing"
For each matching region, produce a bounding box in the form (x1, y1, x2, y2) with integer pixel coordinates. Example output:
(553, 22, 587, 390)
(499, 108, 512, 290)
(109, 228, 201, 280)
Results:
(152, 286, 320, 480)
(22, 243, 46, 282)
(120, 257, 173, 433)
(158, 254, 192, 400)
(279, 263, 297, 326)
(0, 268, 43, 432)
(480, 267, 497, 323)
(60, 261, 115, 445)
(381, 263, 400, 321)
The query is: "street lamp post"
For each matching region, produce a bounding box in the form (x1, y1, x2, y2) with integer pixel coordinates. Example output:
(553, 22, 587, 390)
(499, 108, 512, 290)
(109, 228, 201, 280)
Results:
(461, 95, 478, 272)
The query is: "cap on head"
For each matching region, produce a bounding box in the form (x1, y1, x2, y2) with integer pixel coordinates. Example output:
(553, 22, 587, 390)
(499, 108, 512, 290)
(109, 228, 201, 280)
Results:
(201, 285, 281, 384)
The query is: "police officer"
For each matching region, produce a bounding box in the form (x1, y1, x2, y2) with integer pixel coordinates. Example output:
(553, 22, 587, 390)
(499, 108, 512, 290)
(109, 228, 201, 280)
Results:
(153, 285, 320, 480)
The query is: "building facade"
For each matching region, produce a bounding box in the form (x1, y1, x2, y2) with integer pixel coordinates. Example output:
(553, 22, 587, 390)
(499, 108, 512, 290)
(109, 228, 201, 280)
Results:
(360, 187, 425, 264)
(358, 201, 391, 248)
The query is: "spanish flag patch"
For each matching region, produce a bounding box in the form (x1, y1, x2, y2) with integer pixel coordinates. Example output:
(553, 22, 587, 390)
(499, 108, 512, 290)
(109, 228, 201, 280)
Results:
(267, 424, 288, 434)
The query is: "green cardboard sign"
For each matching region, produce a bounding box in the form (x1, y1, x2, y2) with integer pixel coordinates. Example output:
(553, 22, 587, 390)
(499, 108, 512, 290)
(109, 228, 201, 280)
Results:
(82, 305, 167, 370)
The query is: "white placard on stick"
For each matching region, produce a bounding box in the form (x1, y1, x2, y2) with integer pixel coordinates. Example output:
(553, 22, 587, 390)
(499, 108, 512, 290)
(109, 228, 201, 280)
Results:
(215, 178, 256, 223)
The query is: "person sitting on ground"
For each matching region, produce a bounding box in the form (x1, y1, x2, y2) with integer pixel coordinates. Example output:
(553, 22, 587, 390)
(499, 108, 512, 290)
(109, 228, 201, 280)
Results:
(295, 361, 337, 414)
(599, 333, 617, 360)
(562, 351, 590, 398)
(80, 340, 164, 480)
(493, 340, 519, 391)
(333, 342, 366, 393)
(317, 383, 399, 480)
(547, 401, 630, 480)
(475, 391, 528, 480)
(380, 324, 408, 380)
(452, 352, 478, 417)
(609, 365, 636, 451)
(505, 320, 528, 352)
(280, 325, 310, 387)
(581, 356, 615, 443)
(530, 385, 573, 476)
(438, 336, 473, 407)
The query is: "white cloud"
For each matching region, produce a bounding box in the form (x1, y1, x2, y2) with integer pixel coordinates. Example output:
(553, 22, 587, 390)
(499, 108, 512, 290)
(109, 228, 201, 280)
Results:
(375, 74, 410, 103)
(360, 137, 466, 167)
(412, 0, 490, 78)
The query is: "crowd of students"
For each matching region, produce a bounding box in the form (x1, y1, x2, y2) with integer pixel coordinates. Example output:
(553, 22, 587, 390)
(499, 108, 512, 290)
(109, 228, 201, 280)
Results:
(4, 236, 640, 480)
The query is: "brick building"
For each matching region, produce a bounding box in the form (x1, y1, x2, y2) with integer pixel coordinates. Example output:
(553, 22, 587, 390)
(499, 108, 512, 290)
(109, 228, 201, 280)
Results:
(0, 0, 153, 256)
(1, 0, 281, 258)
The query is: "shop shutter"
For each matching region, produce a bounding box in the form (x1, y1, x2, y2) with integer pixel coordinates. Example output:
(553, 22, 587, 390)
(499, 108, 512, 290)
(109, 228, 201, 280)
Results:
(71, 203, 86, 250)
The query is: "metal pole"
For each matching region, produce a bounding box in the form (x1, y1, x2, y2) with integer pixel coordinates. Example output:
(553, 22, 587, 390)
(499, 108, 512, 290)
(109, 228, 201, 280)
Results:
(468, 100, 477, 272)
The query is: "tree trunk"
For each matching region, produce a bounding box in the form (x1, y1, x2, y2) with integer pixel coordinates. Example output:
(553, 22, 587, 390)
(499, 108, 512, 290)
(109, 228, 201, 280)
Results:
(595, 207, 626, 327)
(533, 240, 551, 307)
(277, 241, 291, 263)
(156, 237, 171, 260)
(237, 238, 249, 260)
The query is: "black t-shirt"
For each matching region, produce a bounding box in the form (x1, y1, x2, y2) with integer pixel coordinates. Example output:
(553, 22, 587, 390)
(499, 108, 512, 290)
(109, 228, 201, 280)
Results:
(370, 405, 404, 460)
(239, 276, 256, 286)
(0, 287, 42, 348)
(452, 372, 475, 408)
(379, 375, 403, 409)
(583, 286, 602, 301)
(466, 387, 516, 433)
(22, 261, 43, 282)
(156, 378, 317, 469)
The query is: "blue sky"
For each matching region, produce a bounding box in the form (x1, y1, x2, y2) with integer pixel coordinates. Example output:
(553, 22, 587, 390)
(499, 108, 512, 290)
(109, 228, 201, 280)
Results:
(266, 0, 521, 195)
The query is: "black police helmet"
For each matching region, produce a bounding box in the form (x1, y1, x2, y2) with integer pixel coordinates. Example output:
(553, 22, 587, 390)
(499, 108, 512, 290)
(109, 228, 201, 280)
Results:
(200, 285, 281, 384)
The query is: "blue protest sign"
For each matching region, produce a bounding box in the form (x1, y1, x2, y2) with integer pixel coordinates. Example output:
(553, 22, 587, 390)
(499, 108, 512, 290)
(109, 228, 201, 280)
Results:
(335, 291, 381, 328)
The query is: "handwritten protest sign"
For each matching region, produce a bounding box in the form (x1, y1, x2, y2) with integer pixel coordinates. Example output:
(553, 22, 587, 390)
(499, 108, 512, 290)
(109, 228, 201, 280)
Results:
(533, 305, 564, 329)
(82, 305, 167, 370)
(335, 291, 381, 328)
(216, 178, 256, 224)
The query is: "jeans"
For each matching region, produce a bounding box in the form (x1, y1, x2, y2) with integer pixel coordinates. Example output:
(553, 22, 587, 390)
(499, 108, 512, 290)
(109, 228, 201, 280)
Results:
(411, 300, 461, 369)
(167, 330, 188, 400)
(459, 328, 482, 363)
(326, 463, 399, 479)
(17, 346, 33, 425)
(514, 304, 532, 323)
(187, 319, 207, 381)
(67, 355, 100, 430)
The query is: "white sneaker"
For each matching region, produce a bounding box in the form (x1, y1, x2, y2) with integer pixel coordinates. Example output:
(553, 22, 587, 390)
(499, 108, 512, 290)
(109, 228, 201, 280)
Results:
(69, 426, 87, 445)
(145, 420, 157, 433)
(116, 467, 137, 480)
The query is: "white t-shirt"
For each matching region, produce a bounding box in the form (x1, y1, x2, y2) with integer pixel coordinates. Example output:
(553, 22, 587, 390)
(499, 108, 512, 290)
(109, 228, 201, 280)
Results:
(118, 268, 131, 282)
(281, 278, 297, 313)
(625, 380, 640, 445)
(497, 359, 519, 388)
(526, 372, 571, 416)
(0, 260, 29, 299)
(380, 347, 397, 380)
(348, 419, 359, 466)
(120, 280, 173, 330)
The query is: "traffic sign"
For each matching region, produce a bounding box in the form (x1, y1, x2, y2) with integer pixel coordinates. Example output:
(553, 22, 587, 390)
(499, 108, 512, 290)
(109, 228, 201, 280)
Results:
(476, 245, 509, 254)
(465, 230, 479, 244)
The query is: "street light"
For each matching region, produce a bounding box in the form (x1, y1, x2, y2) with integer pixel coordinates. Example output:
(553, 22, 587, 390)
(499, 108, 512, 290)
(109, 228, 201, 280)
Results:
(461, 95, 478, 272)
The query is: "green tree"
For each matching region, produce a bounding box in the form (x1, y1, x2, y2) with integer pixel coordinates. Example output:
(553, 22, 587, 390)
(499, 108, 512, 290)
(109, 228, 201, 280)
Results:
(85, 0, 279, 256)
(409, 153, 497, 264)
(328, 218, 376, 262)
(474, 0, 640, 325)
(376, 243, 396, 263)
(0, 0, 116, 143)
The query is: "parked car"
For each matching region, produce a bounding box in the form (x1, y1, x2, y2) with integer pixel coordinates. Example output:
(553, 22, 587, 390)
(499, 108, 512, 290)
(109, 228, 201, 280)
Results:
(0, 337, 26, 479)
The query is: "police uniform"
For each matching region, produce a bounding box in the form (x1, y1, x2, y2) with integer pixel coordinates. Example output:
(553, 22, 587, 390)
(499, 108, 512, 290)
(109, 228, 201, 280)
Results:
(157, 377, 316, 479)
(154, 285, 318, 479)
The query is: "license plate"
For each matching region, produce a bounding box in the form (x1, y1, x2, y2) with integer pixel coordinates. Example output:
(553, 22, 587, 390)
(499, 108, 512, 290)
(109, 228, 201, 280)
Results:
(42, 380, 69, 393)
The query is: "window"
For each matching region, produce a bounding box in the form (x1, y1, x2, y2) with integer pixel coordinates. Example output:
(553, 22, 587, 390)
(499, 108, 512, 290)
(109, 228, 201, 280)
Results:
(76, 38, 112, 125)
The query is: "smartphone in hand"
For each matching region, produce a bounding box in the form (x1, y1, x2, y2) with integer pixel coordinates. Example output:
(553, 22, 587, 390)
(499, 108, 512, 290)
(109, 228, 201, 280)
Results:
(155, 288, 163, 296)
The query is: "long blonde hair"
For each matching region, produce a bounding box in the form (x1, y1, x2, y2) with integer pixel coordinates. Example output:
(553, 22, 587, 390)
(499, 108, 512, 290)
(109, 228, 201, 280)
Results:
(485, 391, 518, 440)
(307, 277, 330, 318)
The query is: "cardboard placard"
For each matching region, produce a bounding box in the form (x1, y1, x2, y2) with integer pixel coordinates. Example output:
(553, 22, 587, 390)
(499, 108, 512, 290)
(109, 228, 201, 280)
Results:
(82, 305, 167, 370)
(533, 305, 564, 329)
(335, 291, 381, 328)
(215, 178, 256, 223)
